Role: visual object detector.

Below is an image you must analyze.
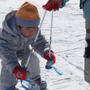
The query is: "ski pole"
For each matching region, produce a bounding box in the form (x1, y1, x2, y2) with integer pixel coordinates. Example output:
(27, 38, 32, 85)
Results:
(45, 11, 62, 76)
(25, 10, 47, 68)
(20, 10, 47, 90)
(45, 11, 53, 68)
(49, 11, 53, 58)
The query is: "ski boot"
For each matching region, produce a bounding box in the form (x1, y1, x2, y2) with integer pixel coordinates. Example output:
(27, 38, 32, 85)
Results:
(35, 78, 48, 90)
(40, 81, 48, 90)
(21, 78, 48, 90)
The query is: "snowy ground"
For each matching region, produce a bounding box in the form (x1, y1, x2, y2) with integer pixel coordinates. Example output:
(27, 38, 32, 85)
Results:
(0, 0, 90, 90)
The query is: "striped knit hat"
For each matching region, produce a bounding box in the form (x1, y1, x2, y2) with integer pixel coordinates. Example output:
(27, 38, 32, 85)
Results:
(15, 2, 40, 27)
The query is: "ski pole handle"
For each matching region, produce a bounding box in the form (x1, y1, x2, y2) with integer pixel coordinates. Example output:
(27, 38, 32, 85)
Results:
(45, 65, 52, 69)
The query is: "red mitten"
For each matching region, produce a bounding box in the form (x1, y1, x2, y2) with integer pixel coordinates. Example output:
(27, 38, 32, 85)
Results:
(53, 0, 63, 10)
(13, 66, 26, 80)
(43, 0, 53, 11)
(44, 50, 56, 65)
(42, 0, 63, 11)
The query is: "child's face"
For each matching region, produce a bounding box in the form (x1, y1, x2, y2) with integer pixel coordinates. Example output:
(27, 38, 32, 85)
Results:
(19, 27, 37, 38)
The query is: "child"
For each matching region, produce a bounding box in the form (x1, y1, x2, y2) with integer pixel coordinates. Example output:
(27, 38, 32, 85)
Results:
(0, 2, 56, 90)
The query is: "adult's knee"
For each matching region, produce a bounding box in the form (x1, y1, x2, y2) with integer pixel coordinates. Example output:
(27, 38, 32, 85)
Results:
(84, 39, 90, 58)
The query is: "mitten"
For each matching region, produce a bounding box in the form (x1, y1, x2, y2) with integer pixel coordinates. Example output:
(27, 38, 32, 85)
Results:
(44, 50, 56, 66)
(42, 0, 63, 11)
(42, 0, 53, 11)
(13, 66, 26, 80)
(53, 0, 63, 10)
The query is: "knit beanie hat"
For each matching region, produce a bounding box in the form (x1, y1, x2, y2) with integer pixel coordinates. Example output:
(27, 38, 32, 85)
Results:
(15, 2, 40, 27)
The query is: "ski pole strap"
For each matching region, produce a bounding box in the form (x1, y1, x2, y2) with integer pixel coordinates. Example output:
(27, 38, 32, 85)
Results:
(45, 65, 62, 76)
(20, 80, 33, 90)
(20, 67, 33, 90)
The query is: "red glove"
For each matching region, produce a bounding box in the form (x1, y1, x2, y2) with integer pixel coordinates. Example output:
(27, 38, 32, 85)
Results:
(43, 0, 53, 11)
(44, 50, 56, 65)
(13, 66, 26, 80)
(42, 0, 63, 11)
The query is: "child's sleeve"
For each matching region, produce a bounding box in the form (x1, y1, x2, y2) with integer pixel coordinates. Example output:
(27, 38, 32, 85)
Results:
(0, 36, 20, 73)
(32, 31, 50, 57)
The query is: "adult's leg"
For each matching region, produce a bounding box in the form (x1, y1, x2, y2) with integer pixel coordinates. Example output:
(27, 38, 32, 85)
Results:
(84, 20, 90, 84)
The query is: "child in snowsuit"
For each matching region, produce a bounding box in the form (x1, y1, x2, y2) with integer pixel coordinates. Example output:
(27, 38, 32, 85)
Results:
(80, 0, 90, 85)
(0, 2, 56, 90)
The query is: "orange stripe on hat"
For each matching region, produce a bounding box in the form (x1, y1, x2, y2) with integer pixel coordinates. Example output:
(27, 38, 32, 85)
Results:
(16, 2, 40, 20)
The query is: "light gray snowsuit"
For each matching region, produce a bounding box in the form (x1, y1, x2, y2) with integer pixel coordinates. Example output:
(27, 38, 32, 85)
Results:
(0, 11, 49, 89)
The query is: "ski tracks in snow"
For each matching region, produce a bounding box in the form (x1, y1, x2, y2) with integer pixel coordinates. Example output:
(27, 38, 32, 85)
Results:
(0, 0, 90, 90)
(40, 1, 90, 90)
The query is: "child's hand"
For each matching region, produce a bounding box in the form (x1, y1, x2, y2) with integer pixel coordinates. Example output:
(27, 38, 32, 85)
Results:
(13, 66, 26, 80)
(44, 50, 56, 66)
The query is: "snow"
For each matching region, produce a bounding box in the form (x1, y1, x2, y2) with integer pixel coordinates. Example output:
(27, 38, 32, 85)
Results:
(0, 0, 90, 90)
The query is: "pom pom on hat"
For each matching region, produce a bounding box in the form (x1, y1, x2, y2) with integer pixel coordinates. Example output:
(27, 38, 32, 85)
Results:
(15, 2, 40, 27)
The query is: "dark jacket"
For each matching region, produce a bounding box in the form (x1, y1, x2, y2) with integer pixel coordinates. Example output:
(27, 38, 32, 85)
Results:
(80, 0, 87, 9)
